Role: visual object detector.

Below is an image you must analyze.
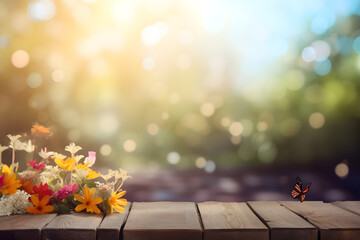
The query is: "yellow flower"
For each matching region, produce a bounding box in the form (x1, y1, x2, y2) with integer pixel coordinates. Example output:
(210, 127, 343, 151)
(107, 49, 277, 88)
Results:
(107, 191, 127, 213)
(0, 172, 22, 195)
(26, 194, 54, 214)
(76, 163, 89, 170)
(1, 164, 12, 175)
(55, 157, 76, 171)
(86, 169, 101, 179)
(74, 185, 102, 214)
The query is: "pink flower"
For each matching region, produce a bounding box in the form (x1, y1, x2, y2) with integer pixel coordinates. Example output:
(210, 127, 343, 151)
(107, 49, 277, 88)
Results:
(0, 174, 4, 187)
(54, 183, 79, 201)
(28, 159, 46, 170)
(84, 151, 96, 167)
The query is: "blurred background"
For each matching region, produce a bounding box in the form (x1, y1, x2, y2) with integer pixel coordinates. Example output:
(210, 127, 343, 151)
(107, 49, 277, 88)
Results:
(1, 0, 360, 202)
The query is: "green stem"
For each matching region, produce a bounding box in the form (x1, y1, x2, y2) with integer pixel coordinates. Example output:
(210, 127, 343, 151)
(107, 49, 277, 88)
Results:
(11, 148, 15, 175)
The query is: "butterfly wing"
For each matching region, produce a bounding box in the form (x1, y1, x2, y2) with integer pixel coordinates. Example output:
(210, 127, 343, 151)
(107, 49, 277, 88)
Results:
(300, 193, 306, 202)
(295, 177, 303, 192)
(291, 190, 300, 199)
(299, 183, 312, 202)
(291, 177, 305, 200)
(302, 183, 312, 193)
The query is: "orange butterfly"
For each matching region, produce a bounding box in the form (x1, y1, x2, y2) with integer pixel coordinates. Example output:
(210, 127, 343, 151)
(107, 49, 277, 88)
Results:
(291, 177, 311, 202)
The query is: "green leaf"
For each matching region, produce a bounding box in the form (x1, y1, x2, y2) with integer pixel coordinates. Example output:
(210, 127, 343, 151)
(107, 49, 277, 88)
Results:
(56, 202, 71, 213)
(83, 179, 96, 188)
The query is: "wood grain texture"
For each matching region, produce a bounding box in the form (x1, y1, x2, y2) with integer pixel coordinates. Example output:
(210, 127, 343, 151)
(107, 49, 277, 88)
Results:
(42, 212, 104, 240)
(97, 203, 132, 240)
(0, 213, 57, 240)
(123, 202, 202, 240)
(248, 201, 317, 240)
(198, 202, 268, 240)
(280, 201, 360, 240)
(332, 201, 360, 215)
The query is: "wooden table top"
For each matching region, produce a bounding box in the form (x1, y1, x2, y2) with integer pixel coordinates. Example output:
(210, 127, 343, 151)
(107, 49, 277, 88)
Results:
(0, 201, 359, 240)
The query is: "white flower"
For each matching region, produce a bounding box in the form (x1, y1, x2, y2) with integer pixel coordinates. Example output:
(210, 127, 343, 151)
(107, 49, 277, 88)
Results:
(40, 166, 62, 191)
(0, 190, 32, 216)
(101, 169, 118, 182)
(52, 152, 67, 159)
(74, 155, 84, 163)
(19, 170, 40, 185)
(22, 140, 35, 153)
(84, 151, 96, 167)
(7, 135, 34, 152)
(118, 168, 132, 182)
(75, 168, 89, 178)
(65, 142, 82, 157)
(11, 140, 26, 151)
(39, 147, 54, 160)
(7, 134, 21, 146)
(0, 145, 8, 153)
(19, 170, 38, 181)
(94, 182, 114, 200)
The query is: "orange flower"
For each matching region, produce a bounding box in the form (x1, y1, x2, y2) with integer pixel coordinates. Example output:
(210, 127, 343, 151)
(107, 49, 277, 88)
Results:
(107, 191, 127, 213)
(0, 172, 22, 195)
(26, 195, 54, 214)
(20, 178, 35, 194)
(55, 157, 76, 171)
(31, 123, 53, 138)
(74, 185, 102, 214)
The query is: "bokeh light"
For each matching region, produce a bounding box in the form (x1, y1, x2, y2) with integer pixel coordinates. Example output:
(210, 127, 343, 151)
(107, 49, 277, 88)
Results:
(167, 152, 180, 165)
(314, 58, 331, 76)
(28, 0, 56, 21)
(229, 122, 243, 136)
(1, 0, 360, 202)
(309, 112, 326, 129)
(195, 157, 206, 168)
(51, 70, 64, 83)
(335, 162, 349, 178)
(11, 50, 30, 68)
(123, 140, 137, 153)
(100, 144, 112, 156)
(26, 72, 43, 88)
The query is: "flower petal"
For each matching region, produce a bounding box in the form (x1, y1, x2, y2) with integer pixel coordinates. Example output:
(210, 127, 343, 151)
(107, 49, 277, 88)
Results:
(74, 194, 84, 203)
(40, 195, 50, 206)
(88, 187, 94, 200)
(82, 185, 89, 199)
(26, 206, 38, 214)
(114, 205, 125, 213)
(92, 197, 103, 205)
(115, 191, 126, 198)
(75, 204, 87, 212)
(116, 199, 128, 205)
(92, 206, 101, 214)
(43, 205, 54, 213)
(31, 194, 40, 206)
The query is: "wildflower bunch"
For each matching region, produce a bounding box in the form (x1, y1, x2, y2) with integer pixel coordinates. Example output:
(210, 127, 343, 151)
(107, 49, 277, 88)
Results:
(0, 124, 130, 216)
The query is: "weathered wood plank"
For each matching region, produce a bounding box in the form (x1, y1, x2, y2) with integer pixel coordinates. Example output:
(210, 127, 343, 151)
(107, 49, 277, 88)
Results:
(332, 201, 360, 216)
(0, 213, 57, 240)
(198, 202, 268, 240)
(248, 201, 317, 240)
(123, 202, 202, 240)
(97, 203, 132, 240)
(42, 212, 104, 240)
(280, 201, 360, 240)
